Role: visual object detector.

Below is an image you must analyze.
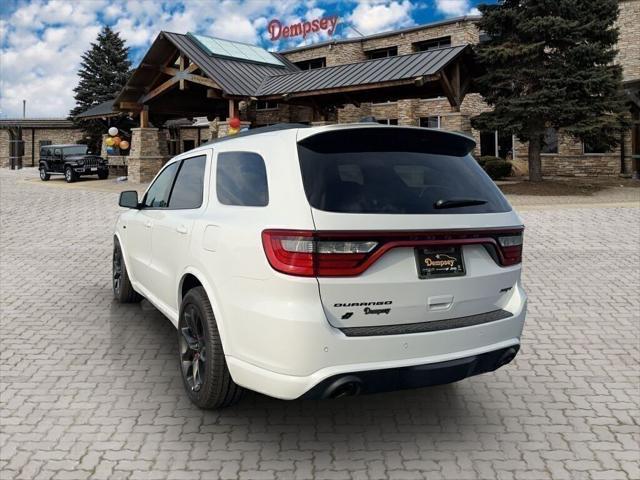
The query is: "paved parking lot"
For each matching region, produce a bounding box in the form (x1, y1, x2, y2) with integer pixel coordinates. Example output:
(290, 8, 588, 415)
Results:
(1, 169, 639, 480)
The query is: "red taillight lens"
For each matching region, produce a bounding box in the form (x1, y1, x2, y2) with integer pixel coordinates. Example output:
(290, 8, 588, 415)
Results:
(262, 230, 378, 277)
(497, 232, 523, 266)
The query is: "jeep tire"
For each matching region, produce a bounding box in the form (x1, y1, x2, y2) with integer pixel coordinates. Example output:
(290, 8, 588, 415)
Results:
(112, 240, 142, 303)
(64, 166, 76, 183)
(178, 287, 243, 409)
(39, 167, 50, 181)
(98, 169, 109, 180)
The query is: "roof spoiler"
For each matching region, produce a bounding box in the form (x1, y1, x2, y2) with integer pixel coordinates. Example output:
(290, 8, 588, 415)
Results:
(298, 125, 476, 157)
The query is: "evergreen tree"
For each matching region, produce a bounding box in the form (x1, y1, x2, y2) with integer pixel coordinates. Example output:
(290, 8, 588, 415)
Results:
(70, 26, 131, 149)
(471, 0, 629, 181)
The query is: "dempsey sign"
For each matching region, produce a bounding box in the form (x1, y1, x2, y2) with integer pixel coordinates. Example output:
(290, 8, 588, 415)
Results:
(268, 15, 339, 41)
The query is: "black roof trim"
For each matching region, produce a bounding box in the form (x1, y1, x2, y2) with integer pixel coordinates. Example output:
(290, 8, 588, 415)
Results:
(200, 123, 309, 146)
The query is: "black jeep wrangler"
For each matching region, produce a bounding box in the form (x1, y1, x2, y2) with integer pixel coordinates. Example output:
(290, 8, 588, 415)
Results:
(39, 144, 109, 182)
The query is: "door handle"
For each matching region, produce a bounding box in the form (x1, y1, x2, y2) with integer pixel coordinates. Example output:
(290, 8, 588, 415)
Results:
(145, 220, 152, 228)
(176, 225, 188, 234)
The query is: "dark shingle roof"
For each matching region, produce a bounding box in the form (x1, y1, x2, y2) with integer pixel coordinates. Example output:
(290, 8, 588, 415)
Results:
(256, 45, 468, 96)
(75, 99, 118, 119)
(0, 118, 75, 128)
(162, 32, 296, 96)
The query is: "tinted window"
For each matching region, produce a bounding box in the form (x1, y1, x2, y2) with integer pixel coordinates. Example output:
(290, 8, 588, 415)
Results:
(62, 146, 88, 155)
(144, 162, 179, 208)
(169, 155, 206, 209)
(297, 128, 510, 215)
(217, 152, 268, 206)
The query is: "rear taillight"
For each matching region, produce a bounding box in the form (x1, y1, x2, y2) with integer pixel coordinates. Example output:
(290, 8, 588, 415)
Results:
(262, 230, 378, 277)
(262, 228, 523, 277)
(497, 232, 523, 266)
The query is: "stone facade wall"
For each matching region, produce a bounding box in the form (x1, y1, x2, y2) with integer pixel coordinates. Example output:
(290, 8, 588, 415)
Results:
(617, 0, 640, 82)
(0, 127, 83, 168)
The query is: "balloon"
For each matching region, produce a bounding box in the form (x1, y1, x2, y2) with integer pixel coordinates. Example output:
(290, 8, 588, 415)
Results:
(229, 117, 241, 129)
(113, 136, 121, 146)
(108, 127, 118, 136)
(106, 147, 116, 155)
(105, 137, 114, 146)
(228, 127, 240, 135)
(119, 140, 129, 150)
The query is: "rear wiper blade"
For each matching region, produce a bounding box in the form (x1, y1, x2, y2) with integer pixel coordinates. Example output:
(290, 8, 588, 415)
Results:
(434, 198, 488, 209)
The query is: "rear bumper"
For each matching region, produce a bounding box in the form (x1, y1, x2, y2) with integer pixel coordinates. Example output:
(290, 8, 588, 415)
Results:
(301, 345, 519, 399)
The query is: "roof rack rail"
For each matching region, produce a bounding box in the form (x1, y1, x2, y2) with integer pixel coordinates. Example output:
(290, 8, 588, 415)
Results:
(200, 123, 309, 146)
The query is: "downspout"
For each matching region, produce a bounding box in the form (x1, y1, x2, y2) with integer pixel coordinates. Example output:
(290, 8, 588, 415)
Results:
(31, 128, 35, 167)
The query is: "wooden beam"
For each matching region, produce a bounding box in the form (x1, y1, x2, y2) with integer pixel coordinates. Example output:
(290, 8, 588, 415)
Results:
(119, 101, 142, 111)
(178, 55, 186, 90)
(228, 99, 236, 118)
(139, 106, 149, 128)
(183, 74, 221, 90)
(439, 71, 459, 110)
(453, 62, 461, 106)
(161, 63, 198, 76)
(140, 76, 179, 103)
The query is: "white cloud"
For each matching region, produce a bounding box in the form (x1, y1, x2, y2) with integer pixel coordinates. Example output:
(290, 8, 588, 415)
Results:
(348, 0, 414, 36)
(434, 0, 478, 17)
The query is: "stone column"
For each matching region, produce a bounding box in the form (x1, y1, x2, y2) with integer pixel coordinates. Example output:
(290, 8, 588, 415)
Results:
(398, 99, 418, 126)
(127, 128, 168, 183)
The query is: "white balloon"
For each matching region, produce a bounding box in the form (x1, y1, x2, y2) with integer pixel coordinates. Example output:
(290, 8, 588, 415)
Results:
(108, 127, 118, 136)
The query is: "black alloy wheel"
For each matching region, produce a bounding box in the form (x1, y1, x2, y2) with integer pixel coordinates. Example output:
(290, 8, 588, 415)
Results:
(180, 304, 207, 393)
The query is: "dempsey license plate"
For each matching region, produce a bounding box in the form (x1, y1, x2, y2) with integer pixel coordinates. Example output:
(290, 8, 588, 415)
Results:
(415, 246, 465, 278)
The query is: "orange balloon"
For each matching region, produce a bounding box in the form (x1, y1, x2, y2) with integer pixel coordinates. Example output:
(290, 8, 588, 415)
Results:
(119, 140, 130, 150)
(113, 136, 121, 146)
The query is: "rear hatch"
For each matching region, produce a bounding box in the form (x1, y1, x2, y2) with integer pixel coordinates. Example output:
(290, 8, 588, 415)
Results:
(294, 126, 523, 331)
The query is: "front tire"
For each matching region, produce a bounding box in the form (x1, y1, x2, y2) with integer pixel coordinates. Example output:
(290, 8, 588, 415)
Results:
(64, 166, 76, 183)
(98, 169, 109, 180)
(112, 240, 142, 303)
(39, 168, 50, 181)
(178, 287, 243, 409)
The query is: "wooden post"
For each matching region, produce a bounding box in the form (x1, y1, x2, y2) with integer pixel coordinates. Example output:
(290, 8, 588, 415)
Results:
(179, 55, 186, 90)
(228, 99, 236, 119)
(140, 106, 149, 128)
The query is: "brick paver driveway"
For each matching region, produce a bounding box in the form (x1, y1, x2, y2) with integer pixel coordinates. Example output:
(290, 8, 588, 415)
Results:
(1, 169, 639, 480)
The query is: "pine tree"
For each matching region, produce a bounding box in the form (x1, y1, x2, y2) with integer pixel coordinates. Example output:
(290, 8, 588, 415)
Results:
(471, 0, 629, 182)
(70, 26, 131, 148)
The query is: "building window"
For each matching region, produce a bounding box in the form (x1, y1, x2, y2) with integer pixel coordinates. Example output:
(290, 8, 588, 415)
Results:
(294, 57, 326, 70)
(542, 127, 558, 154)
(366, 46, 398, 60)
(413, 36, 452, 52)
(256, 100, 278, 110)
(376, 118, 398, 125)
(419, 116, 440, 129)
(583, 139, 611, 154)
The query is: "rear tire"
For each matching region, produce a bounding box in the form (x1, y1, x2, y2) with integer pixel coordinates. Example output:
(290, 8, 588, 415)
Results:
(178, 287, 243, 409)
(98, 169, 109, 180)
(64, 166, 76, 183)
(39, 168, 50, 181)
(112, 240, 142, 303)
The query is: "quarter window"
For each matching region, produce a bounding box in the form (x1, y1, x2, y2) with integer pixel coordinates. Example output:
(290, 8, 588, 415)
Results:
(217, 152, 268, 206)
(169, 155, 207, 209)
(144, 161, 179, 208)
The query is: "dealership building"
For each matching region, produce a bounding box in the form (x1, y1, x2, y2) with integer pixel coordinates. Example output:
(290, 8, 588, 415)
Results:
(1, 0, 638, 182)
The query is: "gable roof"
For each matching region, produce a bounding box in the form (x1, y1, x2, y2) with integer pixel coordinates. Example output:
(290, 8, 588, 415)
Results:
(256, 44, 469, 97)
(75, 99, 118, 119)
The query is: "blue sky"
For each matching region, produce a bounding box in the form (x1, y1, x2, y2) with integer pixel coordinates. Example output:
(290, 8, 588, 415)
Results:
(0, 0, 494, 118)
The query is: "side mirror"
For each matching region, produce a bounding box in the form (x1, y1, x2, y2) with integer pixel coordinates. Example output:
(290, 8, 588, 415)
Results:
(119, 190, 139, 209)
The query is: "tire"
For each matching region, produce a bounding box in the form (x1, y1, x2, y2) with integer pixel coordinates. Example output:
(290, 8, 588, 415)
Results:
(64, 166, 76, 183)
(39, 168, 50, 181)
(178, 287, 243, 409)
(112, 240, 142, 303)
(98, 169, 109, 180)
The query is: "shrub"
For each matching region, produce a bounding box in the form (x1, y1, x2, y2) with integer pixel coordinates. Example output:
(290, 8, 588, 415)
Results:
(483, 159, 513, 180)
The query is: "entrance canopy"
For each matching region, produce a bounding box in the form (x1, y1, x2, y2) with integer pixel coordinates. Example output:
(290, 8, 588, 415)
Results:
(113, 31, 477, 123)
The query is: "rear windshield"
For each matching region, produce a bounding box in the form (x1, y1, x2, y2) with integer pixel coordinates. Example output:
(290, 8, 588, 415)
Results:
(297, 128, 511, 214)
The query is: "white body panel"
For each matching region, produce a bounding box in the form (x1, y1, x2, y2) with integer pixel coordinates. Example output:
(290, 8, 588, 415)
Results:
(115, 124, 528, 400)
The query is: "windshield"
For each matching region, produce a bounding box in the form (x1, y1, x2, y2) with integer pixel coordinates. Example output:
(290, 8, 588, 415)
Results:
(63, 146, 89, 156)
(297, 128, 511, 215)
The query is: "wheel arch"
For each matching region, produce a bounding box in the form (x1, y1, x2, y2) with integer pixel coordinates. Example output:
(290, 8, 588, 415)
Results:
(178, 268, 232, 353)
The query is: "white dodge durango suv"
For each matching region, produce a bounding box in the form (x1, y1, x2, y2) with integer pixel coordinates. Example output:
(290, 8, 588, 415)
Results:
(113, 123, 527, 408)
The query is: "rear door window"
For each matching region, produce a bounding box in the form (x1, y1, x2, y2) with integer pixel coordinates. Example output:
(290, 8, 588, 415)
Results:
(216, 152, 268, 206)
(168, 155, 206, 209)
(297, 128, 510, 214)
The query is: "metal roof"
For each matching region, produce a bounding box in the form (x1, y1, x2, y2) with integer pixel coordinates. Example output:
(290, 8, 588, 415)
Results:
(256, 44, 468, 97)
(162, 32, 296, 96)
(0, 118, 75, 128)
(75, 99, 118, 119)
(279, 15, 480, 54)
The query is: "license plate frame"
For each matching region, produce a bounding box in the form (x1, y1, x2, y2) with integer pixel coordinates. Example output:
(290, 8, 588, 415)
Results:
(415, 246, 466, 279)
